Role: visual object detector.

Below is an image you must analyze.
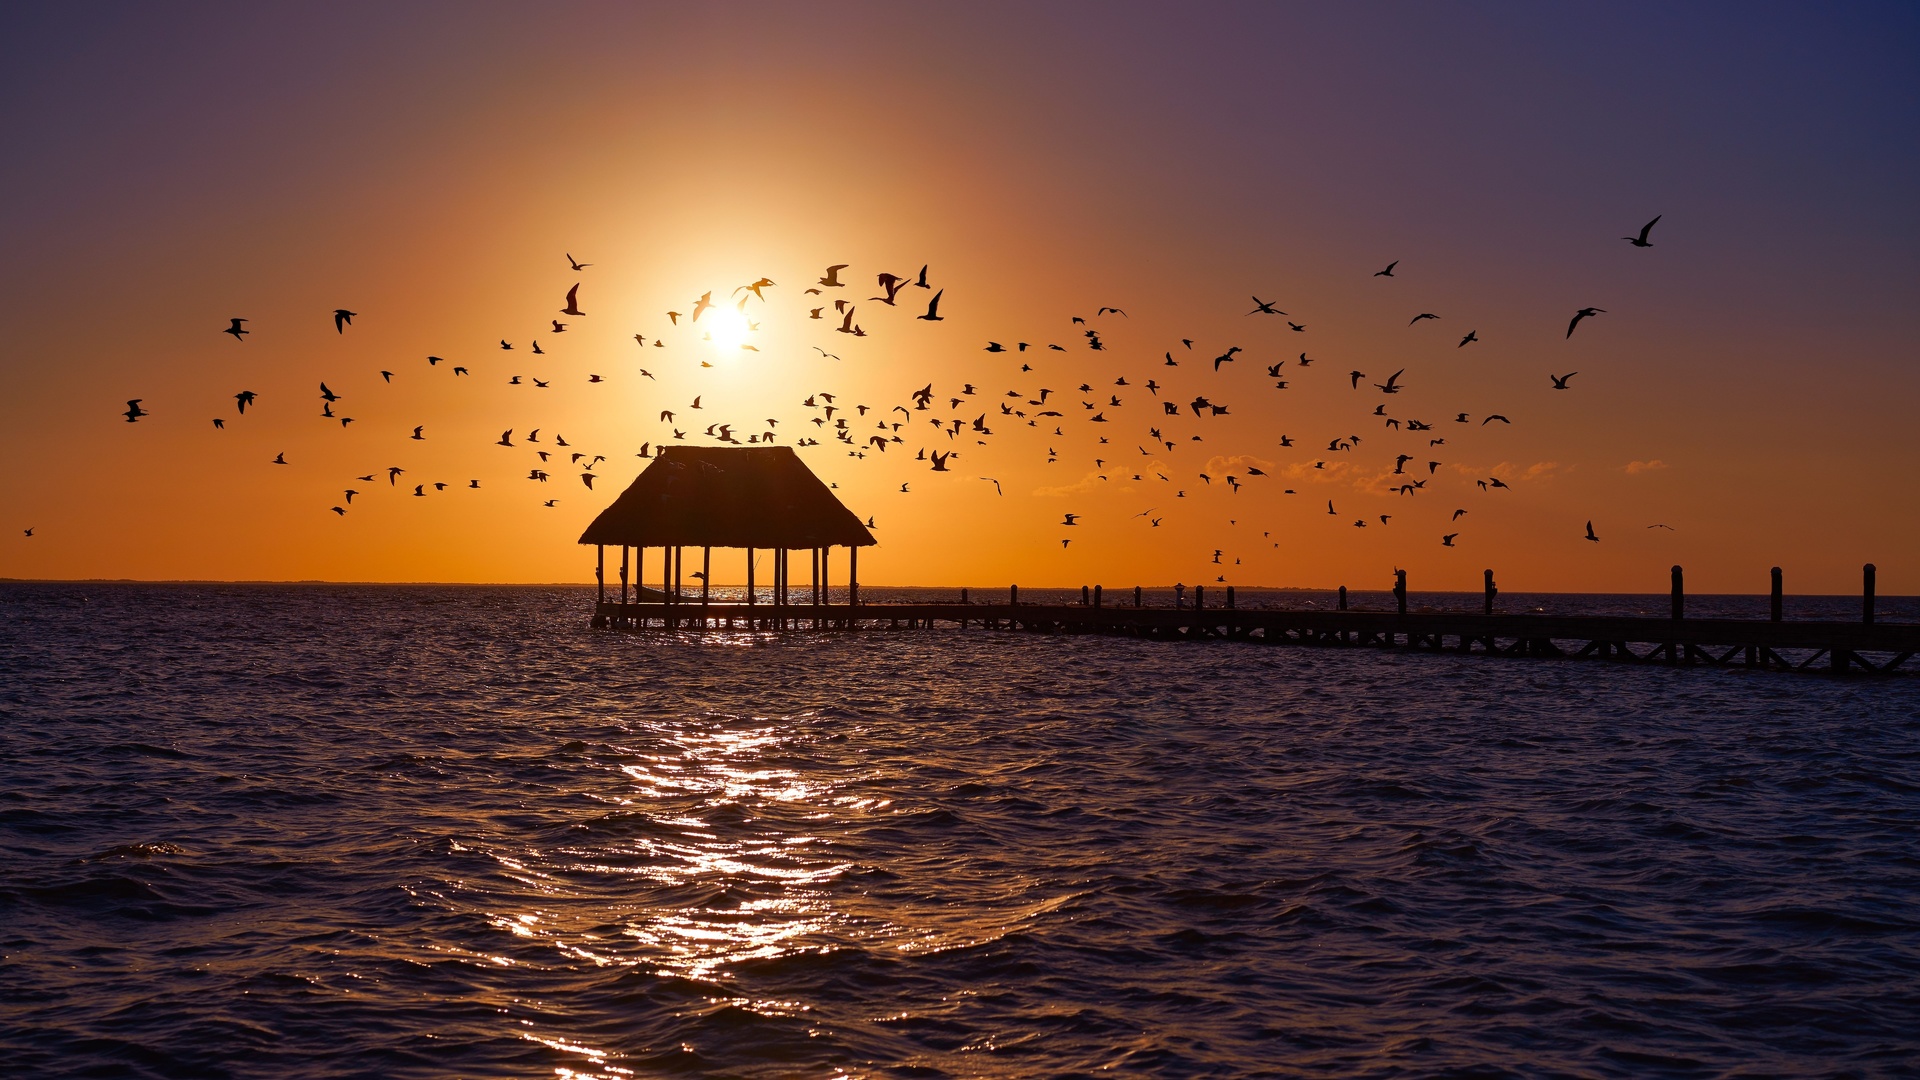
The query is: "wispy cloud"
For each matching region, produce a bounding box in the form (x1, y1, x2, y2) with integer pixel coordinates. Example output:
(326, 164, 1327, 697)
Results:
(1624, 459, 1669, 475)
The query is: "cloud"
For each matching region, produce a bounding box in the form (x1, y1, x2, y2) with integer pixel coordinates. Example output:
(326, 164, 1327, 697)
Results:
(1624, 459, 1669, 475)
(1522, 461, 1569, 483)
(1031, 471, 1108, 497)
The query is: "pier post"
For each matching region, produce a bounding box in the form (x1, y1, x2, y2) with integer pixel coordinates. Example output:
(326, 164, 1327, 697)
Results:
(1226, 586, 1235, 609)
(961, 587, 969, 604)
(1195, 585, 1205, 609)
(1094, 585, 1103, 608)
(1393, 570, 1407, 615)
(1671, 566, 1684, 621)
(596, 545, 605, 605)
(1011, 584, 1019, 605)
(674, 546, 683, 605)
(1483, 569, 1497, 615)
(1770, 567, 1782, 621)
(747, 548, 755, 606)
(620, 546, 630, 605)
(637, 548, 646, 609)
(1134, 585, 1142, 608)
(702, 547, 711, 606)
(849, 547, 858, 607)
(1864, 563, 1876, 625)
(1082, 585, 1090, 606)
(1338, 586, 1347, 611)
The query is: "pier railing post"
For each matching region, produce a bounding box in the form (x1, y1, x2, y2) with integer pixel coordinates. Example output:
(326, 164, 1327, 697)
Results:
(1770, 566, 1782, 622)
(1338, 585, 1347, 611)
(1671, 565, 1684, 621)
(1483, 569, 1496, 615)
(1081, 585, 1090, 606)
(1094, 585, 1103, 608)
(961, 587, 969, 604)
(1394, 570, 1407, 615)
(1195, 585, 1205, 609)
(1864, 563, 1877, 625)
(1134, 585, 1142, 608)
(1010, 584, 1019, 606)
(1226, 585, 1234, 609)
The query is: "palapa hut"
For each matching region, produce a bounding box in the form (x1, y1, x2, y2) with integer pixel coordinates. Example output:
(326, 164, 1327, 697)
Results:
(578, 446, 875, 613)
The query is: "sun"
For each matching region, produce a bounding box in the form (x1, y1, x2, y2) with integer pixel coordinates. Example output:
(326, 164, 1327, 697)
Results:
(708, 308, 752, 353)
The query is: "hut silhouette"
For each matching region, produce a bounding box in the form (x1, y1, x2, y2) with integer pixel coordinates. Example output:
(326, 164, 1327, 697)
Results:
(579, 446, 874, 613)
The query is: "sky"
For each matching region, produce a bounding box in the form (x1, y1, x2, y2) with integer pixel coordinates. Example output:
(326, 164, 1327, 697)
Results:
(1, 2, 1915, 592)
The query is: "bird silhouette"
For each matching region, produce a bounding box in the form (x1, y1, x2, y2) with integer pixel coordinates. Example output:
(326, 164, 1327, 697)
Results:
(1623, 216, 1660, 247)
(234, 390, 257, 414)
(917, 289, 945, 321)
(1247, 297, 1284, 316)
(272, 452, 288, 465)
(818, 265, 848, 287)
(1482, 414, 1510, 425)
(1550, 372, 1577, 389)
(223, 318, 249, 340)
(1584, 520, 1600, 542)
(1442, 534, 1457, 547)
(1458, 330, 1478, 347)
(567, 252, 591, 270)
(123, 399, 146, 422)
(333, 309, 355, 333)
(1374, 260, 1398, 277)
(1567, 307, 1605, 338)
(1409, 313, 1439, 324)
(561, 284, 585, 317)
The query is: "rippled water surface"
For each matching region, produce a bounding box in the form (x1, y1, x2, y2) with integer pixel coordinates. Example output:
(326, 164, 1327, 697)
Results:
(3, 584, 1919, 1078)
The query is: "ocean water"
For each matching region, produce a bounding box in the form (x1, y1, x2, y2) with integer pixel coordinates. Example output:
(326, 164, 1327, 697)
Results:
(2, 584, 1918, 1079)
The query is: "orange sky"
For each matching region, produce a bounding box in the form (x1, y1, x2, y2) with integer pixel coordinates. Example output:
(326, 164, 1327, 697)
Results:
(1, 5, 1915, 593)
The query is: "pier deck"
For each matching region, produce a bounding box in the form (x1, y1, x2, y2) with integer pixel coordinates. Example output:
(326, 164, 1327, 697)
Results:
(591, 601, 1917, 675)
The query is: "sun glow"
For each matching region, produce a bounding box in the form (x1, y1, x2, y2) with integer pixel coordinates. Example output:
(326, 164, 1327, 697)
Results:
(706, 308, 752, 354)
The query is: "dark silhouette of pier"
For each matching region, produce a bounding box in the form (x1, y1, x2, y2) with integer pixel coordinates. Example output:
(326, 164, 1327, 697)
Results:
(592, 564, 1914, 676)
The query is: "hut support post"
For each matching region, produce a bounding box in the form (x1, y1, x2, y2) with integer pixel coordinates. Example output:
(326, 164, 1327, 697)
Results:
(702, 547, 710, 606)
(747, 548, 756, 607)
(850, 547, 858, 607)
(620, 546, 630, 605)
(596, 545, 605, 605)
(822, 547, 830, 606)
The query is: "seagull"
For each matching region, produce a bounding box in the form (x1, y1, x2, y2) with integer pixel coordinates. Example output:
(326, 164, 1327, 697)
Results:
(1442, 534, 1457, 547)
(1648, 524, 1675, 530)
(272, 452, 288, 465)
(981, 477, 1002, 495)
(1623, 216, 1660, 248)
(1584, 520, 1600, 542)
(1409, 313, 1439, 324)
(212, 418, 224, 428)
(1248, 297, 1284, 316)
(561, 283, 585, 317)
(234, 390, 257, 413)
(1458, 330, 1478, 347)
(916, 289, 945, 321)
(319, 382, 339, 402)
(1550, 372, 1577, 389)
(1482, 414, 1510, 425)
(1374, 260, 1398, 277)
(819, 264, 848, 287)
(567, 252, 591, 270)
(1374, 368, 1405, 394)
(1567, 307, 1605, 338)
(1097, 306, 1127, 317)
(411, 426, 425, 440)
(223, 318, 249, 340)
(1062, 514, 1079, 525)
(690, 291, 713, 321)
(123, 399, 146, 422)
(333, 309, 355, 333)
(380, 370, 393, 382)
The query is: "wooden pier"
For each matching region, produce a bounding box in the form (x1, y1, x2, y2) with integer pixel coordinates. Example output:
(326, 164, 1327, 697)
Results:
(590, 598, 1915, 676)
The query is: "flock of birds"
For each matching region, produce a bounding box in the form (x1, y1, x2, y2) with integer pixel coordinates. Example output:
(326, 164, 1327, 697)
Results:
(92, 217, 1671, 581)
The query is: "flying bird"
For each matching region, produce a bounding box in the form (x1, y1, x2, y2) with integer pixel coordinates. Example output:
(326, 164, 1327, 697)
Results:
(123, 399, 147, 422)
(333, 309, 355, 333)
(1482, 414, 1510, 425)
(1623, 215, 1661, 247)
(1567, 307, 1605, 338)
(1248, 297, 1284, 316)
(819, 264, 848, 287)
(235, 390, 257, 413)
(1409, 313, 1439, 324)
(1584, 520, 1600, 543)
(1550, 372, 1577, 389)
(567, 252, 591, 270)
(223, 318, 249, 340)
(1374, 260, 1398, 277)
(1458, 330, 1478, 347)
(272, 452, 288, 465)
(561, 284, 585, 317)
(917, 289, 945, 321)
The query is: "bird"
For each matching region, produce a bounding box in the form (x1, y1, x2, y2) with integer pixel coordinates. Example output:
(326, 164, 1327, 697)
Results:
(1097, 306, 1127, 317)
(917, 289, 945, 321)
(1458, 330, 1478, 347)
(1584, 520, 1600, 542)
(123, 399, 146, 422)
(330, 507, 345, 516)
(380, 370, 393, 382)
(1287, 321, 1305, 332)
(319, 382, 340, 403)
(223, 318, 249, 341)
(1248, 297, 1284, 316)
(567, 252, 591, 270)
(272, 452, 288, 465)
(24, 528, 34, 537)
(1213, 347, 1242, 371)
(561, 283, 585, 317)
(1623, 216, 1660, 247)
(235, 390, 257, 413)
(333, 309, 355, 333)
(1374, 260, 1398, 277)
(1550, 372, 1577, 389)
(453, 366, 468, 376)
(1441, 534, 1457, 547)
(1452, 509, 1467, 520)
(581, 473, 595, 490)
(411, 426, 425, 440)
(690, 291, 713, 321)
(1648, 524, 1675, 530)
(543, 500, 558, 508)
(531, 341, 544, 355)
(1350, 370, 1365, 388)
(212, 418, 224, 428)
(500, 340, 513, 350)
(981, 477, 1002, 495)
(1483, 414, 1510, 425)
(915, 265, 931, 288)
(552, 320, 567, 333)
(387, 466, 404, 485)
(819, 264, 848, 287)
(1409, 313, 1439, 324)
(1062, 514, 1079, 526)
(1567, 307, 1605, 338)
(1374, 369, 1405, 394)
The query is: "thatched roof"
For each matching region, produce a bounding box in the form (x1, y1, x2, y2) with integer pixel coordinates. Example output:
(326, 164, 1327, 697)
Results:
(578, 446, 875, 549)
